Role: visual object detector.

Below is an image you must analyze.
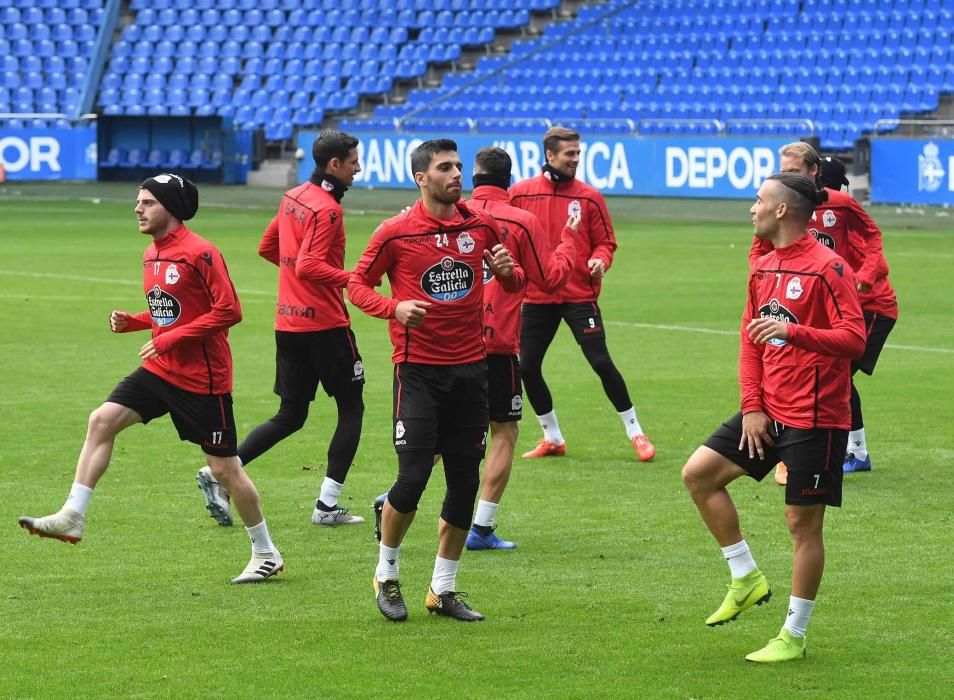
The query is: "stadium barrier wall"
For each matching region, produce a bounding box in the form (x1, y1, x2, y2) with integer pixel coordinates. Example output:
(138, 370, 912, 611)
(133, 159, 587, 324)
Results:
(297, 130, 792, 199)
(0, 125, 98, 181)
(870, 138, 954, 205)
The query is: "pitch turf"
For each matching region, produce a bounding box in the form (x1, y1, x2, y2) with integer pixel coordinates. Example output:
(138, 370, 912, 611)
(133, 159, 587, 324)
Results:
(1, 182, 952, 698)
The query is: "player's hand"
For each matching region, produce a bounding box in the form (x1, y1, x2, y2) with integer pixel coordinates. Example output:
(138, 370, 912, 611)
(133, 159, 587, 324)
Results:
(565, 212, 582, 231)
(395, 300, 431, 328)
(485, 244, 514, 278)
(109, 310, 130, 333)
(739, 411, 775, 460)
(139, 339, 160, 361)
(857, 282, 871, 292)
(588, 258, 607, 278)
(746, 317, 789, 344)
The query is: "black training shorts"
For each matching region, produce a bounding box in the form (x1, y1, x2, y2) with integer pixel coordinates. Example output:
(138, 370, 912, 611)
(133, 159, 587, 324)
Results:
(853, 311, 896, 376)
(487, 353, 522, 423)
(106, 367, 238, 457)
(273, 327, 364, 401)
(521, 301, 607, 345)
(392, 360, 488, 457)
(704, 412, 846, 507)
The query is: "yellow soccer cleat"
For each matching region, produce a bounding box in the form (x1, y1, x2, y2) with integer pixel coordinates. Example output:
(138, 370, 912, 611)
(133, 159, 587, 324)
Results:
(705, 568, 771, 626)
(745, 629, 807, 663)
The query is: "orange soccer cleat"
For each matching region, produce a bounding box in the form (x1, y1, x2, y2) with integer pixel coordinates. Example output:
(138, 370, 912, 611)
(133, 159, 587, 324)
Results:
(774, 462, 788, 485)
(631, 434, 656, 462)
(521, 439, 566, 459)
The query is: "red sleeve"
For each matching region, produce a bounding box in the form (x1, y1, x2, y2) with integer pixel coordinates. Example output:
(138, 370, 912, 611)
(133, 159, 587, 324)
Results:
(123, 311, 152, 332)
(845, 198, 886, 287)
(748, 236, 772, 270)
(787, 261, 865, 358)
(739, 274, 765, 414)
(258, 215, 280, 266)
(295, 208, 351, 288)
(151, 249, 243, 354)
(520, 218, 575, 294)
(482, 214, 524, 293)
(588, 194, 617, 269)
(346, 227, 399, 319)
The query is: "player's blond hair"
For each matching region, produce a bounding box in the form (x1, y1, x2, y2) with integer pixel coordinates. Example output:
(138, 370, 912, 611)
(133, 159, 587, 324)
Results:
(780, 141, 822, 171)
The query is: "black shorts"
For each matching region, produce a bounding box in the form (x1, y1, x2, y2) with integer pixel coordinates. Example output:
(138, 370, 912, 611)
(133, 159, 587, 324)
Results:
(487, 353, 522, 423)
(853, 311, 896, 376)
(106, 367, 238, 457)
(704, 412, 846, 507)
(273, 327, 364, 401)
(522, 301, 606, 344)
(393, 361, 488, 457)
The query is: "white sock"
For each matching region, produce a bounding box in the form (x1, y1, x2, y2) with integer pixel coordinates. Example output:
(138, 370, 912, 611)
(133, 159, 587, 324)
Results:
(618, 407, 644, 439)
(318, 477, 343, 507)
(783, 595, 815, 638)
(376, 544, 400, 582)
(848, 428, 868, 460)
(473, 499, 498, 528)
(246, 520, 276, 555)
(537, 410, 565, 445)
(721, 540, 757, 579)
(430, 555, 460, 594)
(63, 483, 93, 517)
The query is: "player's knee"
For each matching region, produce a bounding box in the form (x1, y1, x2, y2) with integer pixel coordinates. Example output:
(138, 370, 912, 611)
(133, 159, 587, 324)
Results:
(388, 452, 433, 513)
(275, 399, 309, 432)
(207, 456, 242, 484)
(784, 506, 824, 539)
(87, 405, 123, 439)
(491, 420, 519, 447)
(441, 472, 480, 530)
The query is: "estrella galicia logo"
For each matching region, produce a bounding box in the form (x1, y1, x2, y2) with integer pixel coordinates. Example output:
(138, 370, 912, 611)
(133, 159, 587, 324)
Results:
(809, 228, 836, 250)
(758, 298, 798, 347)
(482, 258, 493, 285)
(421, 256, 474, 302)
(147, 285, 181, 326)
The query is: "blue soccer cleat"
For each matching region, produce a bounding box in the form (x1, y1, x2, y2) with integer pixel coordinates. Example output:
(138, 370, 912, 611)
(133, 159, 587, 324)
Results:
(466, 525, 516, 550)
(843, 453, 872, 473)
(373, 492, 388, 543)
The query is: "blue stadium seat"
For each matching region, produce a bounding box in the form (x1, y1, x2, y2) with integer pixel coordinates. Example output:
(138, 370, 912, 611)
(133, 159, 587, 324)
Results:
(100, 147, 125, 168)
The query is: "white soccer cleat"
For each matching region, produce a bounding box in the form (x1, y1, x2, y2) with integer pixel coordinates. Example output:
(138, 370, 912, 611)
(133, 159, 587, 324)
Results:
(311, 501, 365, 526)
(231, 550, 284, 584)
(18, 508, 85, 544)
(196, 466, 232, 527)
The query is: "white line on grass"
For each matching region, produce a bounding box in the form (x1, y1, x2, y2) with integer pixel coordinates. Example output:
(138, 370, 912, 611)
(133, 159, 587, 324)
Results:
(606, 320, 954, 354)
(0, 269, 273, 296)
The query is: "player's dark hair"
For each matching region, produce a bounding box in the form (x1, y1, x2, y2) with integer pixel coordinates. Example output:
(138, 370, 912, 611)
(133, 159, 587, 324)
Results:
(767, 172, 829, 223)
(543, 126, 580, 155)
(410, 138, 458, 175)
(474, 146, 511, 178)
(312, 129, 359, 170)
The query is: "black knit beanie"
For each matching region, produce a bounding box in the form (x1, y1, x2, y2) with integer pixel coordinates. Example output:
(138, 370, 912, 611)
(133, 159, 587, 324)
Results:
(140, 173, 199, 221)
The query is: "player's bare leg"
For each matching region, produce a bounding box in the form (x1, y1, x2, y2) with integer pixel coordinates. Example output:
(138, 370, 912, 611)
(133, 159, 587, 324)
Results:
(467, 420, 518, 550)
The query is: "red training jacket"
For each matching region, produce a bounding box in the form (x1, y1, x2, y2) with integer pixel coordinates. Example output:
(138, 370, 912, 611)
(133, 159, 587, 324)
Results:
(120, 225, 242, 394)
(748, 187, 898, 319)
(468, 185, 576, 355)
(347, 199, 523, 365)
(743, 233, 866, 429)
(258, 180, 351, 331)
(509, 170, 616, 303)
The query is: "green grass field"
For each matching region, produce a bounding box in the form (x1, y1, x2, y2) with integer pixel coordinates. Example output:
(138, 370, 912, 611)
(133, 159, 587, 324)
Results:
(1, 182, 952, 698)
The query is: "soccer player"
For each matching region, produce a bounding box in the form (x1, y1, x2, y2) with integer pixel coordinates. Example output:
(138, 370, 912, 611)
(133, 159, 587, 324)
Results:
(196, 130, 367, 527)
(18, 174, 283, 584)
(348, 139, 520, 622)
(509, 126, 655, 462)
(750, 144, 898, 484)
(464, 146, 578, 550)
(683, 173, 865, 662)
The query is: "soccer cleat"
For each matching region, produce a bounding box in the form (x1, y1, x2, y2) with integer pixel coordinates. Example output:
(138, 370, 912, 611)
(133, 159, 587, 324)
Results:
(196, 466, 232, 527)
(466, 525, 516, 550)
(843, 453, 872, 473)
(745, 629, 807, 663)
(705, 568, 771, 626)
(521, 439, 566, 459)
(311, 500, 365, 526)
(230, 550, 284, 584)
(425, 587, 485, 621)
(631, 434, 656, 462)
(372, 492, 387, 543)
(373, 577, 408, 622)
(774, 462, 788, 486)
(18, 508, 84, 544)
